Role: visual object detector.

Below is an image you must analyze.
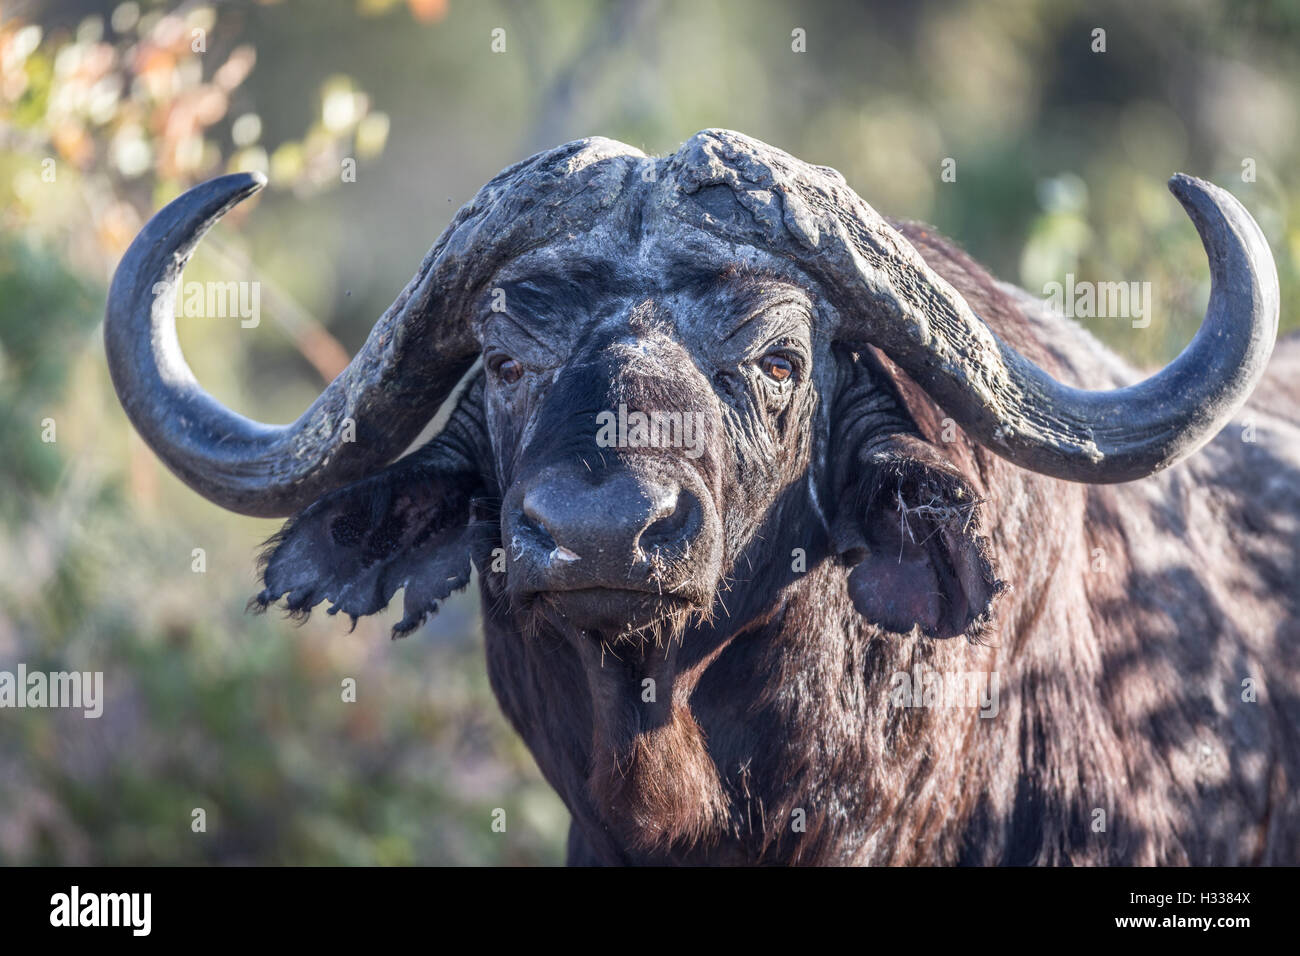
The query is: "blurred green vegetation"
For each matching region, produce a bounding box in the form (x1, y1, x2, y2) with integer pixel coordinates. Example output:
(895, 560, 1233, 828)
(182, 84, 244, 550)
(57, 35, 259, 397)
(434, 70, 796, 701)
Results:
(0, 0, 1297, 864)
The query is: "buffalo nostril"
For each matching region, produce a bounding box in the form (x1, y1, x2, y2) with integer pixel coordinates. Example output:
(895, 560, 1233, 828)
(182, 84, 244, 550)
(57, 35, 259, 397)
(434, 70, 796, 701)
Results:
(520, 489, 560, 550)
(639, 487, 697, 551)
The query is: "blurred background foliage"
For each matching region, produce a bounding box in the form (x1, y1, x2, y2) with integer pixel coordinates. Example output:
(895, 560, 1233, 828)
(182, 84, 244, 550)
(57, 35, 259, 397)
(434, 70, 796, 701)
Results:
(0, 0, 1296, 865)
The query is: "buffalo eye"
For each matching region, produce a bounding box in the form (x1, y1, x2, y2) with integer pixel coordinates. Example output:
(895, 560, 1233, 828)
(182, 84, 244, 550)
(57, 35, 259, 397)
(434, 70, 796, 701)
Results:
(489, 354, 524, 385)
(759, 353, 793, 383)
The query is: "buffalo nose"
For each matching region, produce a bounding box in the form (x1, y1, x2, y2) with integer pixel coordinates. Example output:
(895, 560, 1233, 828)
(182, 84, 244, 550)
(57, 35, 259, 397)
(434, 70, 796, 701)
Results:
(521, 471, 696, 565)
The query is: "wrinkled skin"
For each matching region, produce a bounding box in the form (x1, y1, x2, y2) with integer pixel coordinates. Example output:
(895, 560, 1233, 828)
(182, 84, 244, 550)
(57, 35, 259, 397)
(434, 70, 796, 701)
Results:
(256, 215, 1300, 864)
(485, 246, 817, 639)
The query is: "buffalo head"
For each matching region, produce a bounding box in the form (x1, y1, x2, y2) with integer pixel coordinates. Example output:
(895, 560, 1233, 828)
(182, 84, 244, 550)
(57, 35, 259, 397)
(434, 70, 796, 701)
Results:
(105, 130, 1279, 650)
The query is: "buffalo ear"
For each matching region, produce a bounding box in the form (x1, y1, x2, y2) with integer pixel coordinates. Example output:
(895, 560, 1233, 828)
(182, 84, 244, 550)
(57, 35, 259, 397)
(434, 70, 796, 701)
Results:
(252, 456, 478, 638)
(832, 435, 1006, 641)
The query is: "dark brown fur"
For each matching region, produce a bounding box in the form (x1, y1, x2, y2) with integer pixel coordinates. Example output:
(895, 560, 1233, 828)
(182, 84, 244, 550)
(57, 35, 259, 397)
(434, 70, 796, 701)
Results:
(475, 226, 1300, 864)
(256, 221, 1299, 865)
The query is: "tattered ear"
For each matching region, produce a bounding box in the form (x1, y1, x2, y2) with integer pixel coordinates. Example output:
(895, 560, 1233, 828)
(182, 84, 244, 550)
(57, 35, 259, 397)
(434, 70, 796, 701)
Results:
(832, 434, 1005, 641)
(252, 457, 479, 638)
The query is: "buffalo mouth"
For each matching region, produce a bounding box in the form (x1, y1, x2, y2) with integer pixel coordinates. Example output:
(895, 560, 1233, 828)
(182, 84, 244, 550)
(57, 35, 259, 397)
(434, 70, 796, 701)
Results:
(527, 586, 703, 640)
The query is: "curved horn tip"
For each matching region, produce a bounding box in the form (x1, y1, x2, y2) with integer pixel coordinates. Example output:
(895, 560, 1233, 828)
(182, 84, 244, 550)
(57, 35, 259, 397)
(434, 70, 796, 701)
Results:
(1166, 171, 1244, 223)
(1167, 171, 1207, 196)
(1166, 169, 1280, 314)
(185, 170, 267, 210)
(214, 169, 268, 201)
(230, 169, 268, 189)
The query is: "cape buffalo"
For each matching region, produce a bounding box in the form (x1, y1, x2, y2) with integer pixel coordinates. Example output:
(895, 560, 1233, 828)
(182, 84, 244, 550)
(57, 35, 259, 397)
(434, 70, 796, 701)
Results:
(105, 130, 1298, 865)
